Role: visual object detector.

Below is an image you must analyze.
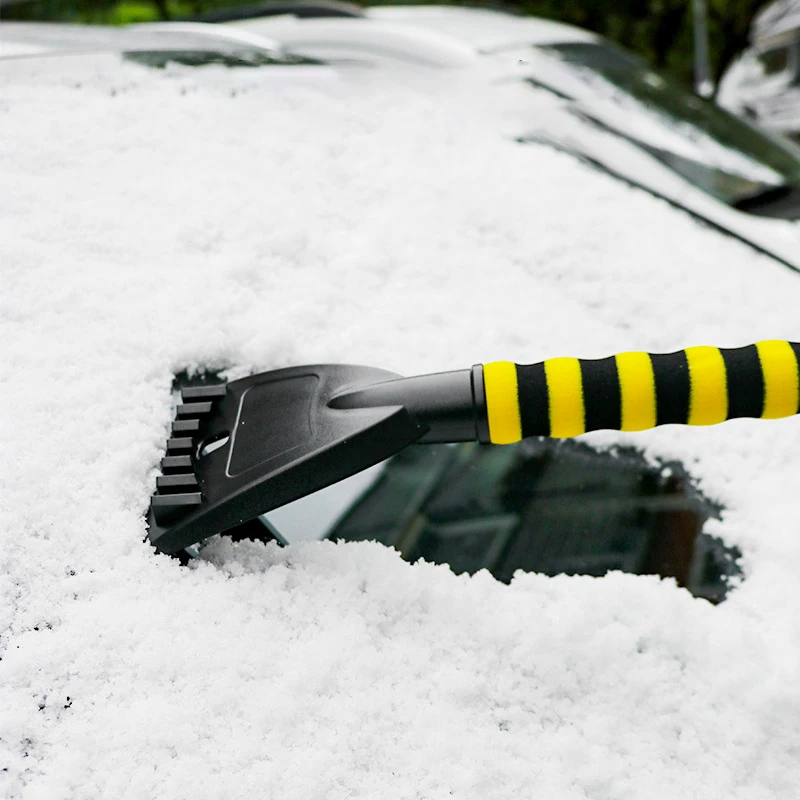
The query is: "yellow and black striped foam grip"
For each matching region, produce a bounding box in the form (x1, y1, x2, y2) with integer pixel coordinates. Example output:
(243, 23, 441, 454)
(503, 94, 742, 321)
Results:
(482, 341, 800, 443)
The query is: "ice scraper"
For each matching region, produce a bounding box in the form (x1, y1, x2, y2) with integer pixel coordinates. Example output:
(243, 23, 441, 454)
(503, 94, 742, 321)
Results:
(147, 341, 800, 554)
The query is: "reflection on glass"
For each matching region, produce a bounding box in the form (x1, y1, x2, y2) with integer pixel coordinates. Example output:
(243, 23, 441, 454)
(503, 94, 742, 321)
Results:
(265, 439, 739, 603)
(527, 42, 800, 215)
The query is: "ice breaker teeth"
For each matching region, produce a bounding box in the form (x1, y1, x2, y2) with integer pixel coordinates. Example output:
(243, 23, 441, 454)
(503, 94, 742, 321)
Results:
(176, 401, 214, 418)
(166, 437, 193, 453)
(156, 474, 199, 492)
(180, 385, 227, 402)
(160, 455, 193, 473)
(151, 492, 203, 525)
(172, 419, 201, 434)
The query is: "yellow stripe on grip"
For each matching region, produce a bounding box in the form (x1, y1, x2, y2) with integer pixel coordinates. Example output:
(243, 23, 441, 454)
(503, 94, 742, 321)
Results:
(757, 340, 800, 419)
(544, 357, 585, 437)
(483, 361, 522, 444)
(686, 346, 728, 426)
(615, 351, 656, 431)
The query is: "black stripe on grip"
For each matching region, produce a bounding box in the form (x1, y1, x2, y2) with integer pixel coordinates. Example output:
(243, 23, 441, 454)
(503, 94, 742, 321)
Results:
(650, 351, 690, 425)
(516, 361, 550, 437)
(720, 345, 764, 419)
(793, 343, 800, 414)
(580, 356, 622, 432)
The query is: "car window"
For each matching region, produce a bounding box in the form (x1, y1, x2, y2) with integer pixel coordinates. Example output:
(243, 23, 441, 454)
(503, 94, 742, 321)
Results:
(531, 42, 800, 213)
(266, 439, 739, 603)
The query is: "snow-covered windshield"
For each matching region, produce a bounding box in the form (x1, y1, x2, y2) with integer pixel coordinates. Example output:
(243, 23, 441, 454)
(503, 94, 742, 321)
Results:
(6, 36, 800, 795)
(534, 42, 800, 208)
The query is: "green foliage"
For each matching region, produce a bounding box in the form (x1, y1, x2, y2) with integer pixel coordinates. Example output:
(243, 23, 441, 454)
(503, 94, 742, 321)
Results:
(1, 0, 198, 23)
(105, 2, 160, 23)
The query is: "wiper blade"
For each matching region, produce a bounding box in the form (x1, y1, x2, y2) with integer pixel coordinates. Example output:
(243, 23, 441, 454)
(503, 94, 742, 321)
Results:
(732, 183, 796, 216)
(557, 107, 800, 220)
(523, 77, 574, 102)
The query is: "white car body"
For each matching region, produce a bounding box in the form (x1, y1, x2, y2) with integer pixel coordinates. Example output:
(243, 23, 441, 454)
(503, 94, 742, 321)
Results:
(227, 5, 800, 273)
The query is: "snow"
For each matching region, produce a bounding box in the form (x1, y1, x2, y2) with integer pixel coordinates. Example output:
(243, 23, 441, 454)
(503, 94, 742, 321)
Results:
(2, 53, 800, 799)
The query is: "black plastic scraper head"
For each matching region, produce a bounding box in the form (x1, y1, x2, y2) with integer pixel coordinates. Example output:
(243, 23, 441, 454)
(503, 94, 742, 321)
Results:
(147, 364, 429, 554)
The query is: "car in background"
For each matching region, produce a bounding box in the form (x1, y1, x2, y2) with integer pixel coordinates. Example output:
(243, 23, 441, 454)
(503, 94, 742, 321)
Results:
(220, 4, 800, 271)
(718, 0, 800, 143)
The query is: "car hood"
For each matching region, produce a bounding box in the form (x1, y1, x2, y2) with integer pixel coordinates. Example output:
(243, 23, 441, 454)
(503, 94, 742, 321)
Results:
(222, 11, 800, 272)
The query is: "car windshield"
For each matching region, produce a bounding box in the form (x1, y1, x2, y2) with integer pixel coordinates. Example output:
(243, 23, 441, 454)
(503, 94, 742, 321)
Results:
(533, 42, 800, 210)
(123, 49, 316, 69)
(264, 440, 739, 603)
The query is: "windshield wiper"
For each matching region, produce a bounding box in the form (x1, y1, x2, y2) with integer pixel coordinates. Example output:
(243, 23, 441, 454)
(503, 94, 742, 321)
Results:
(733, 184, 799, 218)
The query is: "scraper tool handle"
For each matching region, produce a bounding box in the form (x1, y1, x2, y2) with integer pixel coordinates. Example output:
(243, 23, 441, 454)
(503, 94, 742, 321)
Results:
(481, 341, 800, 443)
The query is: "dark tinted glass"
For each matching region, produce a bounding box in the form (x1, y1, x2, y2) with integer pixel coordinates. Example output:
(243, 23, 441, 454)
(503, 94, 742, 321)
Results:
(330, 440, 739, 603)
(123, 49, 317, 69)
(535, 42, 800, 211)
(757, 46, 790, 76)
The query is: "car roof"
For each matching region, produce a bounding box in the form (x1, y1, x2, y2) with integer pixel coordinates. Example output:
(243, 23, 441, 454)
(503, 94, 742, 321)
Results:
(367, 5, 600, 49)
